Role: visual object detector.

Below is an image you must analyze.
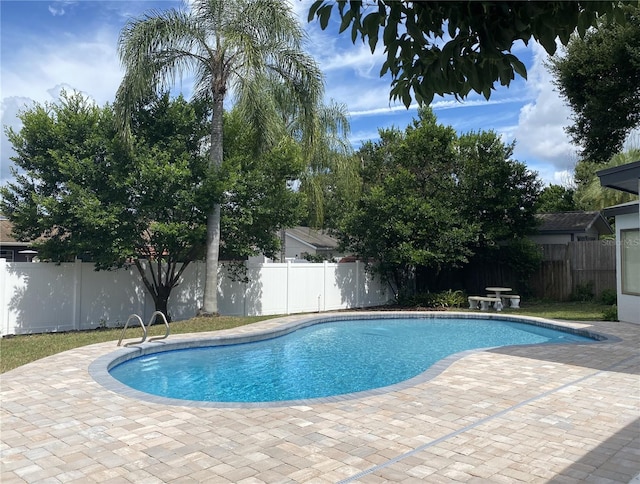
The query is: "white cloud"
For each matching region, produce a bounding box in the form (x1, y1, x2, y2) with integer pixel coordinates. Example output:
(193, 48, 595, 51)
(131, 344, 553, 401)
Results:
(349, 128, 382, 146)
(325, 81, 394, 113)
(350, 103, 416, 118)
(48, 5, 65, 16)
(287, 0, 313, 20)
(348, 97, 526, 118)
(2, 28, 123, 106)
(47, 1, 78, 17)
(511, 43, 579, 184)
(1, 13, 123, 185)
(552, 170, 576, 188)
(319, 42, 384, 78)
(1, 97, 34, 185)
(623, 129, 640, 151)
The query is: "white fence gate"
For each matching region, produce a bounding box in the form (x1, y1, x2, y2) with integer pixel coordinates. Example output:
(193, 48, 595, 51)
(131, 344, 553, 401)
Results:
(0, 259, 390, 336)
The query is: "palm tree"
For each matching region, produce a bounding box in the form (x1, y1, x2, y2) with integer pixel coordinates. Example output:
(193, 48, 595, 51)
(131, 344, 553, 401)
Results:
(234, 73, 354, 228)
(115, 0, 323, 315)
(276, 96, 353, 228)
(576, 149, 640, 210)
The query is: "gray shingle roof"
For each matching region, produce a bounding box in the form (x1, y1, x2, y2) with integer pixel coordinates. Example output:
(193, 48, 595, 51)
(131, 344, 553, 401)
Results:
(286, 226, 338, 250)
(0, 217, 25, 244)
(535, 211, 612, 235)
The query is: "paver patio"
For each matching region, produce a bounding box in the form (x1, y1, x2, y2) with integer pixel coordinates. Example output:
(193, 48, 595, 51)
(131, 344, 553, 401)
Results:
(1, 312, 639, 483)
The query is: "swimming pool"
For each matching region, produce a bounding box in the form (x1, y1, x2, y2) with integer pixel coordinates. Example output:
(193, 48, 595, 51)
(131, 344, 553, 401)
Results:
(100, 313, 599, 406)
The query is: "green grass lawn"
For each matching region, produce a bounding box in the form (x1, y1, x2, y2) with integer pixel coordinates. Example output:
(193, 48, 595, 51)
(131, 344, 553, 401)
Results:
(0, 301, 615, 373)
(505, 299, 614, 321)
(0, 315, 275, 374)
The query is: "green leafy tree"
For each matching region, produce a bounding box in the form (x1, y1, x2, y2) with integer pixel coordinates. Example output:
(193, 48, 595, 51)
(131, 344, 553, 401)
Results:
(455, 130, 542, 245)
(311, 152, 362, 231)
(336, 109, 478, 296)
(309, 1, 634, 106)
(536, 184, 577, 213)
(550, 5, 640, 162)
(1, 92, 308, 319)
(451, 130, 542, 295)
(0, 92, 210, 319)
(128, 93, 210, 317)
(332, 109, 542, 297)
(219, 109, 306, 262)
(116, 0, 323, 316)
(2, 92, 134, 264)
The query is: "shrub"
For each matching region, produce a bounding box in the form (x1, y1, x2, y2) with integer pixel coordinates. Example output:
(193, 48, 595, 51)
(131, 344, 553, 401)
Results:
(502, 238, 543, 296)
(570, 281, 595, 302)
(602, 305, 618, 321)
(397, 289, 467, 308)
(430, 289, 467, 308)
(599, 288, 617, 305)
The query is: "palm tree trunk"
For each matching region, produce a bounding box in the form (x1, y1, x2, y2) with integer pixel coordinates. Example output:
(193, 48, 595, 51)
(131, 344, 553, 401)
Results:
(202, 205, 221, 314)
(200, 88, 225, 316)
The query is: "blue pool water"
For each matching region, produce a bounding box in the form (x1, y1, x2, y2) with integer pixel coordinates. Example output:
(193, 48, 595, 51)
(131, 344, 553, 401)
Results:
(109, 318, 593, 403)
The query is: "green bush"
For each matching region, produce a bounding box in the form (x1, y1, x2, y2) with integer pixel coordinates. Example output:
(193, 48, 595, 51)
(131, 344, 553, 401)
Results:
(502, 238, 543, 296)
(570, 281, 595, 302)
(599, 288, 617, 305)
(602, 305, 618, 321)
(431, 289, 467, 308)
(397, 289, 467, 308)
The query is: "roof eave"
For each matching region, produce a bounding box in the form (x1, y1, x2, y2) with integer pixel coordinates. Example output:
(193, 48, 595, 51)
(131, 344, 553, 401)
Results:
(597, 160, 640, 195)
(602, 201, 640, 217)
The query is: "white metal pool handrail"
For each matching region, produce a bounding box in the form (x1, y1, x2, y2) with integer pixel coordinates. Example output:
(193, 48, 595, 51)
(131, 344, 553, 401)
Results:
(118, 314, 146, 347)
(117, 311, 170, 347)
(147, 311, 170, 342)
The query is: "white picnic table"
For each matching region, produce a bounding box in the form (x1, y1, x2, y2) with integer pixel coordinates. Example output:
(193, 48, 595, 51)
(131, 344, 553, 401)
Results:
(485, 287, 521, 309)
(486, 286, 512, 298)
(469, 287, 517, 311)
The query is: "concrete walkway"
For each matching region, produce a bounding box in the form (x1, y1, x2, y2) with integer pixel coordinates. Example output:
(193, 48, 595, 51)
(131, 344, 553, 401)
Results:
(1, 312, 639, 483)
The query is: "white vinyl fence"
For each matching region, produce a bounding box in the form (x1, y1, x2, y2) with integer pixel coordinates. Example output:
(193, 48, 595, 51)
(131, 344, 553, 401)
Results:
(0, 259, 391, 336)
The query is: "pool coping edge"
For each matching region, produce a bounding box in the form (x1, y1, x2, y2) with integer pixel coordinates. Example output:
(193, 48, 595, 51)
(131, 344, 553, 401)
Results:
(88, 311, 618, 409)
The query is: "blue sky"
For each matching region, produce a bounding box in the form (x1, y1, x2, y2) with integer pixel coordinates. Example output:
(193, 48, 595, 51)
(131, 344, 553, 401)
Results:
(1, 0, 588, 187)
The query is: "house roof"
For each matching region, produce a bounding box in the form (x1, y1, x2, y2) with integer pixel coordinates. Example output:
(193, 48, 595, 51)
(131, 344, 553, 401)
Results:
(602, 200, 639, 217)
(286, 226, 338, 250)
(0, 217, 28, 246)
(535, 211, 613, 235)
(597, 160, 640, 195)
(0, 216, 44, 247)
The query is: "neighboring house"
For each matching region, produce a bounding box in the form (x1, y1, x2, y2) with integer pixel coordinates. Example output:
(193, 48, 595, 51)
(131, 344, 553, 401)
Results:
(529, 211, 613, 245)
(250, 226, 345, 263)
(0, 216, 38, 262)
(598, 161, 640, 325)
(281, 226, 345, 261)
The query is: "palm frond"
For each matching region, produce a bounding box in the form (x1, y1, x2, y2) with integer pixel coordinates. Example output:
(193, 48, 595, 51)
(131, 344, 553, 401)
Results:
(233, 73, 283, 153)
(576, 149, 640, 210)
(115, 8, 209, 134)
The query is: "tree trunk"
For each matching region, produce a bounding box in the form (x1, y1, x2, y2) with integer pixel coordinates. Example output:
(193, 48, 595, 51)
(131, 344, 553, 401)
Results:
(200, 87, 225, 316)
(133, 258, 173, 321)
(152, 288, 171, 322)
(201, 206, 221, 315)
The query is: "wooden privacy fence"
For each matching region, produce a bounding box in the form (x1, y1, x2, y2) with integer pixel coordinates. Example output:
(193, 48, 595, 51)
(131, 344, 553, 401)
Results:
(529, 241, 616, 301)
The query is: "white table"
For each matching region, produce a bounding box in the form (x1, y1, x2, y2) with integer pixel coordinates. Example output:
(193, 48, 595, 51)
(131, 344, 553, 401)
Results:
(486, 287, 512, 309)
(486, 287, 512, 298)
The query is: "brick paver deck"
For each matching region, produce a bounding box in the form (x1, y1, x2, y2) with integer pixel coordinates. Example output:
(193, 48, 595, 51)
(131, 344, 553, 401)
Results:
(1, 312, 639, 483)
